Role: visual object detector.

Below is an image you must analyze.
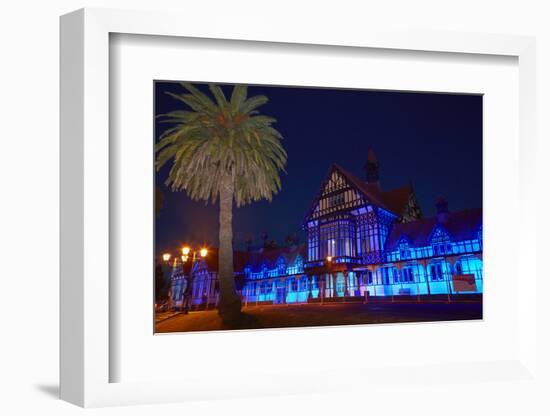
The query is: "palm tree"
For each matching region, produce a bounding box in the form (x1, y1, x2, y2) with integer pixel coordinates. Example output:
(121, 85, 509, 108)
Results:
(155, 83, 287, 322)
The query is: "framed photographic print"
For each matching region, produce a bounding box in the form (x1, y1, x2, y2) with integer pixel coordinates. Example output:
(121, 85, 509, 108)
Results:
(60, 7, 538, 408)
(153, 81, 483, 335)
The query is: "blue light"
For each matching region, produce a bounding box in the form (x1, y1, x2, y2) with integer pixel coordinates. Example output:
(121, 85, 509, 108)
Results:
(183, 174, 482, 305)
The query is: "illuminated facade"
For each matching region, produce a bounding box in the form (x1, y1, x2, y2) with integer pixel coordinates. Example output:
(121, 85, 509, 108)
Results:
(171, 150, 482, 308)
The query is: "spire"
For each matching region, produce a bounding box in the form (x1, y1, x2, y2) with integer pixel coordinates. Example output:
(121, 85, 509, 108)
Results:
(367, 148, 378, 163)
(365, 147, 380, 187)
(436, 196, 449, 223)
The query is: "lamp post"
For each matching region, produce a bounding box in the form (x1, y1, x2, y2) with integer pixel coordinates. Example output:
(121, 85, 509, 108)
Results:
(162, 246, 208, 313)
(158, 253, 173, 311)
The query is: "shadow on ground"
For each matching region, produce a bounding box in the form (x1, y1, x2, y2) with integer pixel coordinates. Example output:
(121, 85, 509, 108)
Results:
(221, 312, 262, 330)
(34, 384, 59, 399)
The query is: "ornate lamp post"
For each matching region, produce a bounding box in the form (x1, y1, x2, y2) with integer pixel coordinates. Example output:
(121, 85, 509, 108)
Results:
(162, 246, 208, 313)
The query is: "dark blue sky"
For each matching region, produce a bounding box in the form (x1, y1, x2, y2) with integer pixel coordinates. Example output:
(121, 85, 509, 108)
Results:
(155, 82, 482, 254)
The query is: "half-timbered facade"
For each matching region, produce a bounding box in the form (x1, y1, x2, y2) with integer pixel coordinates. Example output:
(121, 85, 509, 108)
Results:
(169, 150, 482, 309)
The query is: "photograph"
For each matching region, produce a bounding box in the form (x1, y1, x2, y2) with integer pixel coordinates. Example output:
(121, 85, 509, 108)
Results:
(154, 81, 483, 333)
(1, 0, 544, 412)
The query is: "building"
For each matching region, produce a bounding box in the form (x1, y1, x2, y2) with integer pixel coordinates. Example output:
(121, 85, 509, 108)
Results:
(168, 248, 249, 310)
(169, 150, 482, 308)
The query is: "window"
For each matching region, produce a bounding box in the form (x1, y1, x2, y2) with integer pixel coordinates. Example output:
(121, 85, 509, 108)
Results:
(291, 279, 298, 291)
(455, 262, 463, 274)
(327, 238, 336, 257)
(402, 268, 414, 283)
(300, 277, 308, 291)
(431, 227, 452, 256)
(320, 219, 356, 258)
(307, 225, 319, 261)
(393, 269, 400, 284)
(276, 257, 286, 276)
(430, 263, 444, 281)
(356, 208, 380, 256)
(398, 239, 411, 259)
(455, 256, 483, 280)
(287, 256, 304, 275)
(366, 270, 373, 285)
(328, 192, 345, 207)
(380, 267, 392, 285)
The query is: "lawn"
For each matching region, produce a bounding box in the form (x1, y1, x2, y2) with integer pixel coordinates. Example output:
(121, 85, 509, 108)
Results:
(155, 301, 482, 333)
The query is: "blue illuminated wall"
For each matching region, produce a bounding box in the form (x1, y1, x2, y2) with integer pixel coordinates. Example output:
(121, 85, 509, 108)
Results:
(174, 178, 482, 306)
(241, 255, 307, 304)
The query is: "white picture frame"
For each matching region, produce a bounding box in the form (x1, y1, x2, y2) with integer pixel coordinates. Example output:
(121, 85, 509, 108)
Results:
(60, 7, 538, 408)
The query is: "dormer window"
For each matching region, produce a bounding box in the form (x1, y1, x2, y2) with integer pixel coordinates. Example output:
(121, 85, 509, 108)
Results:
(430, 227, 451, 256)
(276, 257, 286, 275)
(398, 239, 411, 259)
(288, 255, 304, 275)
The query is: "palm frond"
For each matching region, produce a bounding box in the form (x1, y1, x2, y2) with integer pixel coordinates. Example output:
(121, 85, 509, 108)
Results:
(208, 84, 228, 109)
(156, 83, 286, 207)
(230, 85, 248, 112)
(240, 95, 269, 114)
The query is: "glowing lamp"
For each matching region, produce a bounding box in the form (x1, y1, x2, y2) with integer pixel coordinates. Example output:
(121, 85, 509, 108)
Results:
(162, 253, 171, 262)
(181, 246, 191, 256)
(326, 256, 332, 262)
(181, 255, 188, 263)
(200, 248, 208, 258)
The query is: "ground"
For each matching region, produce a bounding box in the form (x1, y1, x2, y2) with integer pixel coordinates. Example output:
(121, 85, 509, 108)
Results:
(155, 301, 483, 333)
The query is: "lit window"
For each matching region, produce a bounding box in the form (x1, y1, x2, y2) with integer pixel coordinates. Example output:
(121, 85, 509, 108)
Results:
(402, 268, 414, 283)
(456, 262, 463, 274)
(430, 263, 444, 281)
(366, 270, 373, 285)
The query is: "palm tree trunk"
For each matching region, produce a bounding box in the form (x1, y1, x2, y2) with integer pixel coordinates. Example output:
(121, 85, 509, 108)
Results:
(217, 174, 242, 322)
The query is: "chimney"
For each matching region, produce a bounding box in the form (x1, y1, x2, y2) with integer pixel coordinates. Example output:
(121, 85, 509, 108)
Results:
(436, 197, 449, 223)
(365, 148, 380, 189)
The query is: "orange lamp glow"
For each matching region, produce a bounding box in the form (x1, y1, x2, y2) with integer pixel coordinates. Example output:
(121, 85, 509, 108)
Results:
(200, 248, 208, 258)
(162, 253, 171, 262)
(181, 246, 191, 256)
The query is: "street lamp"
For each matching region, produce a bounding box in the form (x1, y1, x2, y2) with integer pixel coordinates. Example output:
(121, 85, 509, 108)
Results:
(162, 245, 209, 313)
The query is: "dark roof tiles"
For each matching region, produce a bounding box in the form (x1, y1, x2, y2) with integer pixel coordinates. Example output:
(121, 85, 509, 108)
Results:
(333, 164, 412, 216)
(194, 244, 307, 273)
(385, 208, 482, 250)
(245, 244, 307, 269)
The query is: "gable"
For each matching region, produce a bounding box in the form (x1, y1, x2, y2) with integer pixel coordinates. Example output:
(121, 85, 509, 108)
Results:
(305, 168, 366, 222)
(429, 226, 451, 243)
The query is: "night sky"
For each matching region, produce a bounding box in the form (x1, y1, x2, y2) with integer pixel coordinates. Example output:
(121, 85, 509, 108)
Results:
(155, 82, 482, 255)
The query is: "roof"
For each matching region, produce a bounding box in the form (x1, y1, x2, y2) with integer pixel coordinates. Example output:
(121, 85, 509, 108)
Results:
(331, 164, 392, 212)
(244, 244, 307, 271)
(367, 184, 412, 216)
(333, 164, 412, 216)
(192, 248, 251, 274)
(192, 244, 307, 273)
(385, 208, 482, 250)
